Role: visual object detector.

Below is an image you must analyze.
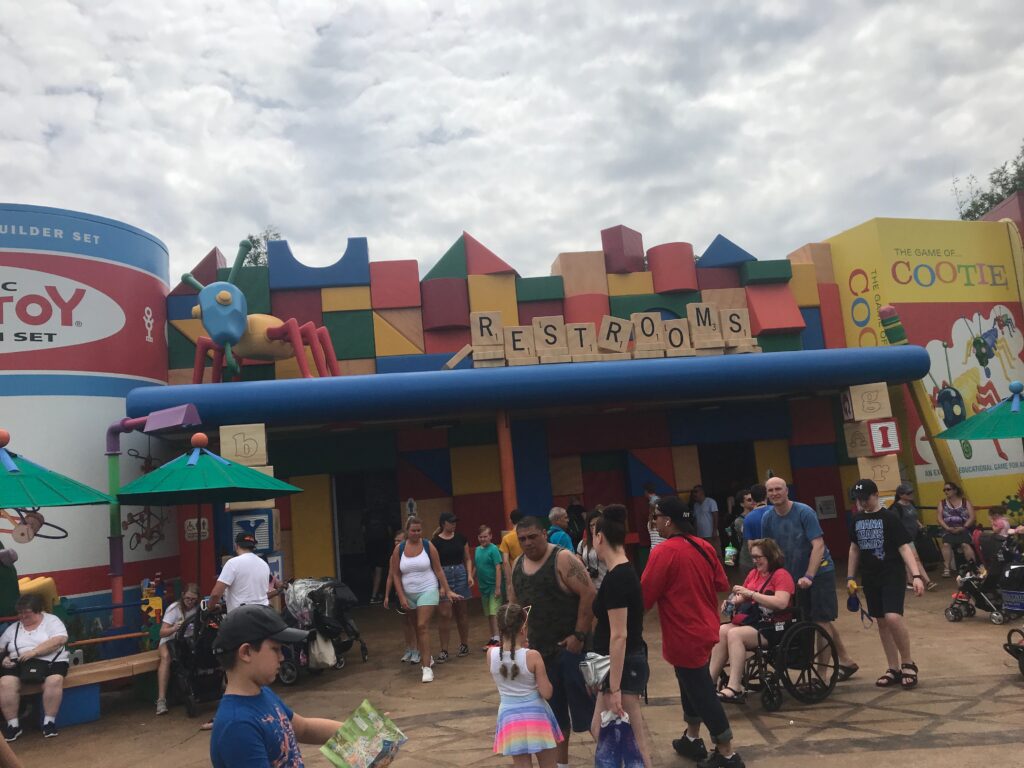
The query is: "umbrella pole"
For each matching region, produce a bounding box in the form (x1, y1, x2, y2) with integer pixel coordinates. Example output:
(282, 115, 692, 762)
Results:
(107, 454, 125, 627)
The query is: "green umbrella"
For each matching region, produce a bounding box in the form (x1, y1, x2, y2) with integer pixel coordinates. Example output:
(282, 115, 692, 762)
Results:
(936, 381, 1024, 441)
(0, 429, 112, 508)
(116, 433, 301, 506)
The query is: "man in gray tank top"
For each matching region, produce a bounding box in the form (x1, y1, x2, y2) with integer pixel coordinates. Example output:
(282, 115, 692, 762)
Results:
(511, 516, 596, 767)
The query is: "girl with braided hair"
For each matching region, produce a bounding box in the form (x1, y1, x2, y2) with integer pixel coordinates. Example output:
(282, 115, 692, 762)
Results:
(488, 603, 563, 766)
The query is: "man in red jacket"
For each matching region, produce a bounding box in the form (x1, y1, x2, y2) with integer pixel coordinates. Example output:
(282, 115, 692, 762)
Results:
(642, 496, 744, 768)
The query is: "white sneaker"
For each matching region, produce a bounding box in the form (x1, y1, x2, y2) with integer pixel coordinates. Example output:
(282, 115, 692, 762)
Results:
(409, 650, 421, 665)
(421, 666, 434, 683)
(155, 698, 169, 715)
(400, 649, 413, 663)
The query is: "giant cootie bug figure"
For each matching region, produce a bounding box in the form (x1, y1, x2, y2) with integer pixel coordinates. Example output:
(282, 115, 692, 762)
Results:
(183, 241, 341, 384)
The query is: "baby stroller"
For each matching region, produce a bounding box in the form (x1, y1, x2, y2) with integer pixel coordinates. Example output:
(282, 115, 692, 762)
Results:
(279, 578, 368, 684)
(168, 602, 226, 716)
(945, 534, 1024, 625)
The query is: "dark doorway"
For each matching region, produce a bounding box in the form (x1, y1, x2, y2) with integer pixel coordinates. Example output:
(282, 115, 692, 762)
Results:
(697, 442, 757, 549)
(333, 470, 399, 603)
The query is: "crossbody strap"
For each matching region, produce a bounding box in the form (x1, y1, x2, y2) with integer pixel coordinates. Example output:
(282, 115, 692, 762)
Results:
(678, 534, 714, 570)
(14, 622, 63, 663)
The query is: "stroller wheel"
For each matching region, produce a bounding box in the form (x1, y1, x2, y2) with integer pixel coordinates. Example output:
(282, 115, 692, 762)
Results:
(360, 642, 369, 663)
(963, 604, 976, 618)
(278, 660, 299, 685)
(334, 656, 346, 670)
(990, 611, 1006, 626)
(944, 606, 963, 622)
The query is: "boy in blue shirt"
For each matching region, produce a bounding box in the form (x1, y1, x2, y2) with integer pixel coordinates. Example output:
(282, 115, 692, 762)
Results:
(210, 604, 343, 767)
(474, 524, 504, 647)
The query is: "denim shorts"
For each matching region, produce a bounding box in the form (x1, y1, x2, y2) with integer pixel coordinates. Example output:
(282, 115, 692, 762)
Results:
(441, 564, 472, 600)
(601, 650, 649, 696)
(544, 648, 596, 734)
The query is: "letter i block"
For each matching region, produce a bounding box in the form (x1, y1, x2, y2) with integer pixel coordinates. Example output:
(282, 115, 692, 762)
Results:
(531, 315, 568, 353)
(867, 418, 901, 455)
(566, 322, 596, 354)
(663, 319, 695, 356)
(504, 326, 536, 358)
(597, 315, 633, 353)
(470, 311, 504, 347)
(630, 312, 665, 350)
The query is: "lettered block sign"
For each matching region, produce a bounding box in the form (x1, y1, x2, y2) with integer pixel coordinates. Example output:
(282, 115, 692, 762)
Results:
(720, 308, 752, 344)
(566, 323, 597, 354)
(219, 423, 268, 467)
(532, 315, 568, 352)
(842, 422, 872, 458)
(686, 303, 721, 340)
(230, 466, 277, 510)
(856, 454, 901, 493)
(843, 382, 892, 422)
(630, 312, 664, 349)
(597, 316, 634, 353)
(504, 326, 536, 358)
(868, 418, 901, 455)
(663, 319, 693, 353)
(470, 311, 503, 347)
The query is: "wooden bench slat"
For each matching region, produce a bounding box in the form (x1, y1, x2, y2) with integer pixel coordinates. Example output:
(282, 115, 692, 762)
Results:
(20, 650, 160, 692)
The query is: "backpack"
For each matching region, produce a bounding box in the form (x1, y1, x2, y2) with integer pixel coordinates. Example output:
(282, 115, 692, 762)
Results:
(398, 539, 430, 557)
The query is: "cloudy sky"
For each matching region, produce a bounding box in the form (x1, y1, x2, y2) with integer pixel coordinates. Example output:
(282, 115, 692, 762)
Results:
(2, 0, 1022, 281)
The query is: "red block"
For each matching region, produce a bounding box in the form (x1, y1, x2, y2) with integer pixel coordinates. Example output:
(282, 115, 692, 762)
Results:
(453, 492, 505, 537)
(398, 458, 448, 500)
(791, 466, 848, 557)
(421, 278, 470, 330)
(398, 428, 448, 452)
(563, 293, 610, 327)
(817, 282, 847, 348)
(788, 397, 837, 446)
(629, 496, 652, 546)
(601, 225, 645, 274)
(745, 284, 806, 335)
(370, 260, 422, 309)
(270, 288, 323, 326)
(547, 412, 670, 456)
(517, 299, 565, 325)
(171, 247, 226, 295)
(424, 327, 471, 354)
(629, 447, 676, 492)
(696, 267, 741, 290)
(465, 233, 517, 276)
(582, 469, 628, 510)
(647, 243, 698, 293)
(277, 496, 292, 530)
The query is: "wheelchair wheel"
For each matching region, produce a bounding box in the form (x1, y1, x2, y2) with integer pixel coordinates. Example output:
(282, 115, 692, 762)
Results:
(775, 621, 838, 704)
(761, 679, 783, 712)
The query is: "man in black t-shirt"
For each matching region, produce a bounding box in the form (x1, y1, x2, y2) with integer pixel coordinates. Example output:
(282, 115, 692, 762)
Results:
(846, 479, 924, 690)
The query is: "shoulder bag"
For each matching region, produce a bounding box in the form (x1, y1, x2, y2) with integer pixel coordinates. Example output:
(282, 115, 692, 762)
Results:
(14, 624, 63, 683)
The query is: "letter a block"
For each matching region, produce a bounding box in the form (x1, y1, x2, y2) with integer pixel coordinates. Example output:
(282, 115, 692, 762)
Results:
(597, 315, 633, 353)
(219, 424, 268, 467)
(470, 311, 504, 347)
(856, 454, 901, 494)
(843, 422, 872, 458)
(532, 315, 568, 353)
(566, 323, 596, 354)
(846, 382, 892, 422)
(630, 312, 665, 350)
(504, 326, 536, 358)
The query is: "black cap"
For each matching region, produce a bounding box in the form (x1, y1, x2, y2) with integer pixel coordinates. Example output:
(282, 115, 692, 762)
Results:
(235, 531, 258, 548)
(212, 604, 309, 655)
(439, 512, 458, 525)
(655, 496, 693, 528)
(852, 479, 878, 500)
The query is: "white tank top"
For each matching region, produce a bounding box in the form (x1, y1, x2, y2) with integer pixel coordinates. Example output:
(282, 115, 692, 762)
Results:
(400, 543, 439, 594)
(489, 646, 538, 699)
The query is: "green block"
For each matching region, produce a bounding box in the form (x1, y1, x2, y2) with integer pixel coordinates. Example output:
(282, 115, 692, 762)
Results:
(448, 421, 497, 447)
(739, 260, 792, 285)
(515, 276, 564, 302)
(323, 310, 375, 360)
(581, 451, 627, 473)
(423, 235, 468, 281)
(168, 325, 209, 370)
(240, 363, 276, 382)
(756, 333, 803, 353)
(609, 293, 703, 320)
(273, 431, 397, 476)
(216, 266, 271, 314)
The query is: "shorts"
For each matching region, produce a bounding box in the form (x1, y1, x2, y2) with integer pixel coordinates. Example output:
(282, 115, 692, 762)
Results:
(942, 531, 972, 547)
(600, 650, 649, 696)
(481, 593, 501, 617)
(796, 572, 839, 622)
(365, 536, 392, 570)
(862, 581, 906, 617)
(0, 661, 69, 679)
(441, 565, 472, 601)
(544, 649, 595, 734)
(406, 589, 439, 609)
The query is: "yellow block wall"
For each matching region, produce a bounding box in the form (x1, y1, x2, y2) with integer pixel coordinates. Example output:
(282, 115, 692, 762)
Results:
(288, 474, 336, 578)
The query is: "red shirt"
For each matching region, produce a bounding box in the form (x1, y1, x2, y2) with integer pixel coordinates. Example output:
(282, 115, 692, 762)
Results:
(641, 534, 729, 669)
(732, 567, 795, 625)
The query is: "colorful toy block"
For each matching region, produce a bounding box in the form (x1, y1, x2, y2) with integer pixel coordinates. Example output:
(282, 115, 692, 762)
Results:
(468, 274, 519, 324)
(564, 293, 610, 327)
(720, 308, 752, 346)
(518, 299, 565, 325)
(695, 266, 741, 290)
(788, 397, 837, 446)
(607, 272, 654, 296)
(167, 293, 199, 321)
(465, 232, 516, 276)
(699, 287, 747, 310)
(398, 457, 449, 502)
(216, 265, 271, 314)
(551, 251, 609, 296)
(756, 333, 802, 352)
(739, 259, 793, 285)
(421, 278, 470, 330)
(267, 238, 370, 290)
(270, 288, 323, 327)
(799, 308, 825, 350)
(219, 423, 268, 466)
(322, 310, 375, 360)
(745, 284, 805, 335)
(369, 260, 421, 309)
(424, 234, 468, 280)
(817, 283, 847, 348)
(168, 323, 208, 369)
(549, 455, 584, 496)
(671, 445, 702, 489)
(609, 292, 701, 320)
(322, 286, 372, 312)
(843, 422, 873, 458)
(698, 234, 756, 268)
(450, 444, 502, 496)
(787, 242, 835, 284)
(516, 276, 564, 302)
(601, 224, 645, 273)
(845, 382, 892, 421)
(289, 474, 337, 578)
(753, 439, 792, 482)
(171, 247, 226, 296)
(856, 454, 901, 493)
(338, 359, 376, 376)
(510, 419, 554, 515)
(424, 328, 471, 354)
(647, 243, 699, 294)
(377, 308, 424, 351)
(788, 262, 820, 307)
(627, 447, 676, 496)
(373, 311, 423, 357)
(402, 449, 453, 495)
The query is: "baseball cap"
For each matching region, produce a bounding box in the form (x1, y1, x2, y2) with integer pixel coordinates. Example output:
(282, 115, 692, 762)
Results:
(235, 531, 258, 548)
(439, 512, 458, 525)
(851, 479, 878, 500)
(212, 604, 309, 655)
(655, 496, 692, 525)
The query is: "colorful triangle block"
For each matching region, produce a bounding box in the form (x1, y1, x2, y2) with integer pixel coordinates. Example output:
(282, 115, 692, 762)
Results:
(627, 448, 676, 497)
(171, 247, 226, 295)
(424, 235, 468, 280)
(373, 312, 424, 356)
(402, 449, 453, 496)
(464, 232, 517, 276)
(699, 235, 757, 268)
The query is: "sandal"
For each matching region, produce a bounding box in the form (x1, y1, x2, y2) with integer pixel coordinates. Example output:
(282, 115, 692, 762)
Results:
(875, 668, 901, 687)
(942, 569, 951, 577)
(716, 685, 746, 703)
(836, 663, 859, 681)
(926, 581, 937, 591)
(900, 662, 918, 690)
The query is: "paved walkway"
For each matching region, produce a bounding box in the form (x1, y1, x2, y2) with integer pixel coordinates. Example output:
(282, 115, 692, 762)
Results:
(12, 580, 1024, 767)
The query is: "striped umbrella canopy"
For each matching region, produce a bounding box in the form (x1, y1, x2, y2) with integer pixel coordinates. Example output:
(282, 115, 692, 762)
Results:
(936, 381, 1024, 441)
(0, 429, 111, 508)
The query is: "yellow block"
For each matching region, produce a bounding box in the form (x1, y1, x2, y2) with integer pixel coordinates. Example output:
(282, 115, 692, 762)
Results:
(450, 445, 502, 496)
(671, 446, 701, 490)
(838, 463, 861, 510)
(322, 285, 371, 312)
(170, 318, 207, 345)
(468, 274, 519, 324)
(606, 272, 654, 297)
(18, 576, 58, 609)
(372, 312, 423, 357)
(288, 474, 336, 579)
(274, 348, 317, 380)
(753, 439, 792, 483)
(788, 262, 820, 307)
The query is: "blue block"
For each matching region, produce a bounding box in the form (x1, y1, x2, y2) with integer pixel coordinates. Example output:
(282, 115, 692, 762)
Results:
(267, 238, 370, 289)
(789, 443, 837, 470)
(698, 235, 756, 268)
(53, 683, 100, 728)
(670, 401, 789, 445)
(511, 419, 553, 517)
(402, 449, 452, 496)
(376, 353, 469, 374)
(231, 509, 277, 552)
(626, 453, 674, 497)
(167, 293, 199, 320)
(799, 308, 825, 351)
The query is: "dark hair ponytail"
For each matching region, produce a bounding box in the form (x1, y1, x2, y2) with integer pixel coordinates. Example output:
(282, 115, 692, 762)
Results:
(595, 504, 627, 548)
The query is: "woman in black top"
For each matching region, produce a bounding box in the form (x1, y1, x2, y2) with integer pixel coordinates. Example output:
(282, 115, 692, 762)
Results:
(432, 512, 475, 662)
(591, 504, 651, 767)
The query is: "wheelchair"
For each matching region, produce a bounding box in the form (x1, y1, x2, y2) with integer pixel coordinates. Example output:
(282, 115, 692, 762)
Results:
(718, 617, 839, 712)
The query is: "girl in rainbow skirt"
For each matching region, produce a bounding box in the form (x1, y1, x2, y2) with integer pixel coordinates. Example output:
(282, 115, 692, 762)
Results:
(488, 603, 563, 767)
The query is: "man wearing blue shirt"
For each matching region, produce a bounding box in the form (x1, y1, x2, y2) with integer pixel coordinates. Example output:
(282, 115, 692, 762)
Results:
(547, 507, 574, 550)
(761, 477, 858, 681)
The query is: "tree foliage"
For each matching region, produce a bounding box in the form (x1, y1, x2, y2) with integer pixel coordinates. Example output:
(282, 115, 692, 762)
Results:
(953, 139, 1024, 221)
(243, 225, 282, 267)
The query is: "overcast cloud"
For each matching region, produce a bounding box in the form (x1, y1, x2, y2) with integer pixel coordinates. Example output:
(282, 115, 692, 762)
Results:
(2, 0, 1022, 281)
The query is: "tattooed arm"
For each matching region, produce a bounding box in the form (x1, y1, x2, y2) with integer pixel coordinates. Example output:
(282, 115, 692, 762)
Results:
(556, 548, 596, 654)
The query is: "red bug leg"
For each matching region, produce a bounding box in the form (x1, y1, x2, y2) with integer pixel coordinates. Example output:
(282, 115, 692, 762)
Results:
(211, 346, 226, 383)
(315, 326, 341, 376)
(267, 318, 313, 377)
(193, 337, 215, 384)
(297, 321, 330, 376)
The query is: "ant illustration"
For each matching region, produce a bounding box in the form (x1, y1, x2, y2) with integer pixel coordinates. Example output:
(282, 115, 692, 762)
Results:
(183, 240, 342, 383)
(961, 313, 1016, 379)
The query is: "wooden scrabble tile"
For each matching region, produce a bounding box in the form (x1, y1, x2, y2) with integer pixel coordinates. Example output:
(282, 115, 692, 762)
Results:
(566, 323, 597, 353)
(695, 348, 725, 356)
(507, 356, 539, 366)
(686, 302, 721, 341)
(630, 312, 664, 349)
(597, 315, 633, 353)
(443, 344, 473, 370)
(532, 315, 568, 352)
(843, 422, 873, 458)
(539, 353, 573, 364)
(724, 344, 760, 354)
(693, 337, 725, 350)
(504, 326, 536, 358)
(571, 353, 604, 363)
(474, 359, 506, 368)
(631, 349, 666, 359)
(470, 311, 504, 347)
(472, 347, 506, 360)
(720, 308, 751, 344)
(599, 352, 631, 360)
(665, 347, 696, 357)
(663, 319, 693, 353)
